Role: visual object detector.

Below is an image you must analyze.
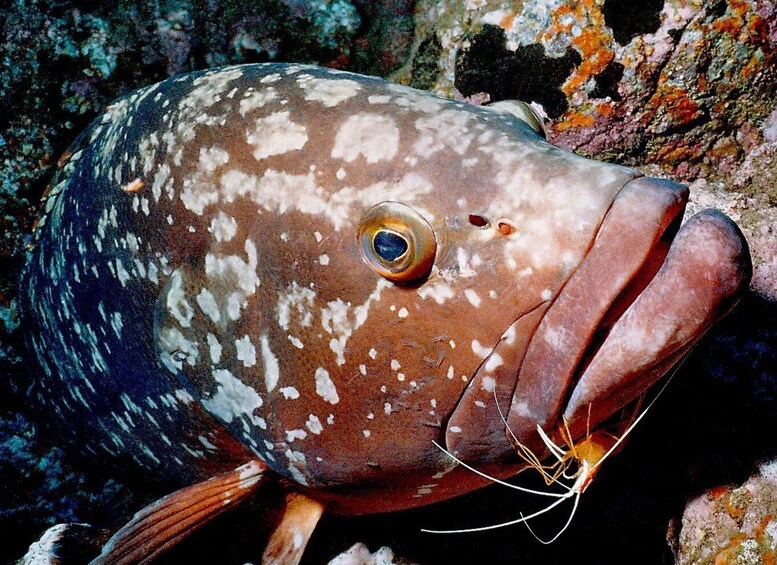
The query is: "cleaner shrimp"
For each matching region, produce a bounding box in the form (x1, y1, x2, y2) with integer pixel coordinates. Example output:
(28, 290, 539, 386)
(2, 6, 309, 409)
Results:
(422, 368, 679, 542)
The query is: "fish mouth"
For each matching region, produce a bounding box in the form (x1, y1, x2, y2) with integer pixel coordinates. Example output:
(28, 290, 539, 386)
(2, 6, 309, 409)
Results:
(506, 176, 752, 446)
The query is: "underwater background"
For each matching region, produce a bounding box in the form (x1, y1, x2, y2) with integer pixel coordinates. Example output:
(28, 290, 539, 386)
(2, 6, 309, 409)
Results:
(2, 1, 777, 563)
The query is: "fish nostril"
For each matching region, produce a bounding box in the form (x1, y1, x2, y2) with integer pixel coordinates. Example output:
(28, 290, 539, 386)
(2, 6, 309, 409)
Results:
(496, 221, 514, 235)
(468, 214, 489, 228)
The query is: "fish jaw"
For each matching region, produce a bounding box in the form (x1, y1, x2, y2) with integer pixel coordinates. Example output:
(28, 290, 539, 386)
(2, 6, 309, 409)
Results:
(445, 175, 686, 460)
(503, 177, 751, 451)
(561, 208, 751, 435)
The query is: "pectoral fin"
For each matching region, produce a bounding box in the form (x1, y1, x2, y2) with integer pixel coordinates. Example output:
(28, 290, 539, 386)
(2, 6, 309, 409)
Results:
(92, 459, 266, 565)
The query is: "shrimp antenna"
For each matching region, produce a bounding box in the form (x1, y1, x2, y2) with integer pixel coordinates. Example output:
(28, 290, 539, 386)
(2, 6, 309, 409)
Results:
(422, 356, 686, 538)
(421, 488, 575, 534)
(521, 490, 581, 545)
(429, 441, 569, 499)
(422, 442, 579, 534)
(493, 389, 568, 484)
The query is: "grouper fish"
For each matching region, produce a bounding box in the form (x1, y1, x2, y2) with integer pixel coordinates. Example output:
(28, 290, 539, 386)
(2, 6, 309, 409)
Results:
(21, 63, 752, 563)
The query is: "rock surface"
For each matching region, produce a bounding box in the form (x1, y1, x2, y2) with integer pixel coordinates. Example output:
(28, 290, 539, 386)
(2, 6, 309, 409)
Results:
(1, 1, 775, 564)
(327, 543, 412, 565)
(672, 461, 777, 563)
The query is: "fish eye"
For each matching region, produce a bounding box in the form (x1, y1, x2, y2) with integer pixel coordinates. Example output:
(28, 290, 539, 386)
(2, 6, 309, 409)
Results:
(373, 230, 408, 261)
(357, 202, 436, 283)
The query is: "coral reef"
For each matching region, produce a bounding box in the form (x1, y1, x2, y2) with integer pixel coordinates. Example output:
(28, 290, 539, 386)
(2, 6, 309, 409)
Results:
(673, 461, 777, 563)
(406, 0, 777, 175)
(2, 0, 776, 563)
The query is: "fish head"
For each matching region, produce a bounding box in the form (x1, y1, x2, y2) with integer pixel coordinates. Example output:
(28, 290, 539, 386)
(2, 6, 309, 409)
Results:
(335, 110, 751, 472)
(431, 121, 752, 463)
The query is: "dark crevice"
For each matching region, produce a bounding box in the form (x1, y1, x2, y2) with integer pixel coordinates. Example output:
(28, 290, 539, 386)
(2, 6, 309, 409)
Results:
(708, 0, 729, 19)
(603, 0, 665, 45)
(591, 60, 625, 100)
(455, 24, 581, 118)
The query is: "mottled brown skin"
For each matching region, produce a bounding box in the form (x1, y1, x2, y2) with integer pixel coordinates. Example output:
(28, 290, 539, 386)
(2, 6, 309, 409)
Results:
(23, 63, 750, 536)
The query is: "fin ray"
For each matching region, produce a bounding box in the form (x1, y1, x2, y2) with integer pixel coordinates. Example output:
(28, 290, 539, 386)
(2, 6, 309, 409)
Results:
(92, 459, 266, 565)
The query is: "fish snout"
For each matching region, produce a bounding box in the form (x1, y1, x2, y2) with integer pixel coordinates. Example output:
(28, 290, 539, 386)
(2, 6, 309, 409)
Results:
(561, 206, 752, 435)
(505, 176, 751, 450)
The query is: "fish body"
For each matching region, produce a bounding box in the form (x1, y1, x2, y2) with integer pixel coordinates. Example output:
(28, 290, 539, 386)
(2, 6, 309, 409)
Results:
(22, 63, 751, 524)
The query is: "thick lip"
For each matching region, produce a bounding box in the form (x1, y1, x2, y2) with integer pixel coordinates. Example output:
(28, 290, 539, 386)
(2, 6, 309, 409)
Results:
(504, 176, 751, 448)
(560, 207, 751, 436)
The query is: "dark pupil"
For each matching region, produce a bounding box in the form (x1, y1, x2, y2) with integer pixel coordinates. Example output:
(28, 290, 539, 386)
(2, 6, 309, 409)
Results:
(373, 231, 408, 261)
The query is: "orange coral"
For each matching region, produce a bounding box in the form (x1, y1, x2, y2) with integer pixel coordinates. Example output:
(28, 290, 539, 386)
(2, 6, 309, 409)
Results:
(655, 143, 698, 165)
(556, 110, 596, 131)
(712, 0, 752, 40)
(650, 83, 703, 127)
(595, 101, 614, 116)
(568, 29, 615, 93)
(498, 12, 515, 31)
(710, 485, 731, 500)
(540, 1, 616, 97)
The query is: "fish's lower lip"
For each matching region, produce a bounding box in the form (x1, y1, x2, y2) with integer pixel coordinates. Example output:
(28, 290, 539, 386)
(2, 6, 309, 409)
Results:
(506, 176, 695, 444)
